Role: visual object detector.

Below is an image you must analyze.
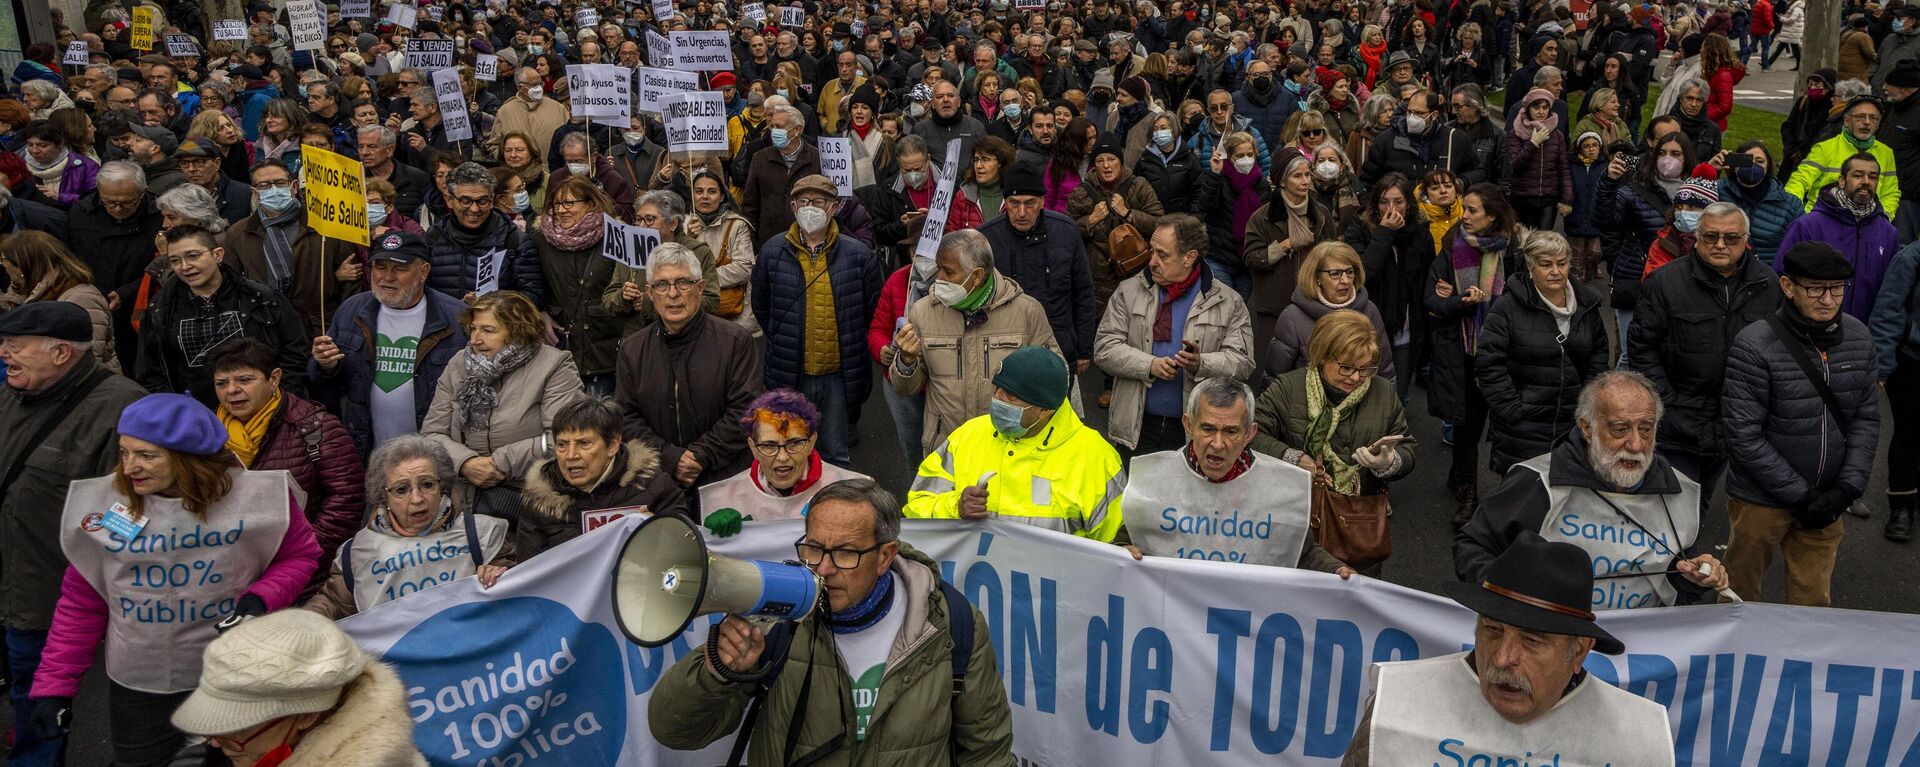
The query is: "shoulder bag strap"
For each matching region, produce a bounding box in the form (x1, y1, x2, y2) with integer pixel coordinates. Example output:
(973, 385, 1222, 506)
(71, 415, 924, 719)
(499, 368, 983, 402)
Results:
(0, 369, 111, 499)
(1765, 315, 1847, 429)
(464, 510, 485, 568)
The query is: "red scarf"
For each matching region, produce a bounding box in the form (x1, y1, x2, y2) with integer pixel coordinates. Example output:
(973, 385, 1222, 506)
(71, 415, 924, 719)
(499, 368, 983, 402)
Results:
(1359, 41, 1388, 88)
(1154, 266, 1203, 342)
(851, 121, 872, 138)
(1183, 445, 1256, 483)
(751, 451, 826, 497)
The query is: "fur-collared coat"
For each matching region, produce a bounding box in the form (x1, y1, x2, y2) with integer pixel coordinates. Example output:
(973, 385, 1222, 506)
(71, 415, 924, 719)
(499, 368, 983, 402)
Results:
(518, 441, 692, 560)
(282, 662, 427, 766)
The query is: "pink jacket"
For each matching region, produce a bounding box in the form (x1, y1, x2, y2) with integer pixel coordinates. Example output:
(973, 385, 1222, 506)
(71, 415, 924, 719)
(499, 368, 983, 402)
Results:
(31, 497, 321, 699)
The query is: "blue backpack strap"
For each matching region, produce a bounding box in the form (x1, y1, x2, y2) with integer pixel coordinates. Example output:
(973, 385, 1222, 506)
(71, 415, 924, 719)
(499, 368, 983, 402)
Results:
(940, 580, 973, 701)
(340, 544, 356, 595)
(463, 512, 485, 568)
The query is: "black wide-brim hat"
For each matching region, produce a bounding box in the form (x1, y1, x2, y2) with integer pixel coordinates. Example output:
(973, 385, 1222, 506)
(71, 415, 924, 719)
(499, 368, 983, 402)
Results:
(1443, 532, 1625, 655)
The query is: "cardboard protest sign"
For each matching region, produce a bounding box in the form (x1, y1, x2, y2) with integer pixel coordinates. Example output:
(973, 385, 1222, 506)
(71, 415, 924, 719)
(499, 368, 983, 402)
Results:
(63, 41, 90, 65)
(669, 31, 733, 71)
(130, 7, 155, 50)
(660, 91, 728, 153)
(779, 5, 803, 27)
(645, 30, 673, 69)
(575, 6, 599, 27)
(339, 0, 371, 17)
(287, 0, 326, 51)
(432, 68, 473, 142)
(636, 67, 701, 114)
(566, 64, 633, 120)
(741, 1, 765, 21)
(652, 0, 674, 22)
(913, 139, 964, 259)
(475, 248, 506, 295)
(385, 3, 418, 30)
(405, 38, 456, 70)
(474, 53, 498, 82)
(818, 137, 854, 196)
(300, 145, 370, 246)
(164, 34, 199, 57)
(601, 215, 661, 269)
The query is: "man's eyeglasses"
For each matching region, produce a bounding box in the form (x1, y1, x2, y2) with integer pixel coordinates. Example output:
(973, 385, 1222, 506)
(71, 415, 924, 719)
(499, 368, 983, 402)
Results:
(648, 278, 701, 295)
(1696, 232, 1746, 245)
(452, 195, 493, 209)
(1791, 280, 1849, 298)
(752, 436, 813, 456)
(792, 197, 835, 208)
(1207, 102, 1233, 113)
(252, 179, 294, 191)
(794, 538, 885, 569)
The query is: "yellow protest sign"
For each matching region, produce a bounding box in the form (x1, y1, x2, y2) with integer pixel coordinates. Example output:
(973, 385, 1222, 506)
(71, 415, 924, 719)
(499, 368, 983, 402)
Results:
(130, 7, 155, 50)
(300, 145, 369, 246)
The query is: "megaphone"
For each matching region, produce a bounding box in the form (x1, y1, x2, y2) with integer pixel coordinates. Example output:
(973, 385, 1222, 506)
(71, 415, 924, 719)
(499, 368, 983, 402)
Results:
(611, 513, 821, 647)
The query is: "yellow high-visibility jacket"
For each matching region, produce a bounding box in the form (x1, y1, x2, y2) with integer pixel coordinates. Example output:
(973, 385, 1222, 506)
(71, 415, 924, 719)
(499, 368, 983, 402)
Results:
(904, 404, 1125, 542)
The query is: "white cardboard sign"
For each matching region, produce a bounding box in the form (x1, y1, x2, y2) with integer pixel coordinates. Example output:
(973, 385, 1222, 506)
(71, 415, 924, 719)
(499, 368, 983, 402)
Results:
(601, 215, 661, 269)
(63, 41, 90, 65)
(818, 137, 854, 196)
(404, 38, 455, 70)
(287, 0, 326, 51)
(212, 19, 248, 40)
(474, 53, 498, 81)
(566, 64, 633, 120)
(669, 30, 733, 71)
(432, 67, 473, 142)
(913, 139, 964, 260)
(636, 66, 702, 114)
(660, 91, 728, 152)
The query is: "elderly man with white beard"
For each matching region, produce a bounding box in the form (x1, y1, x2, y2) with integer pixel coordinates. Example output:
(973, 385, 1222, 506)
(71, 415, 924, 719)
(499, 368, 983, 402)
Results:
(1452, 371, 1730, 610)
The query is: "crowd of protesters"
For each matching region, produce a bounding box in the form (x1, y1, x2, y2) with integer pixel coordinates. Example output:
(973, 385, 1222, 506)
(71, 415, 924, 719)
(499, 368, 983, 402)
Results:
(2, 0, 1920, 760)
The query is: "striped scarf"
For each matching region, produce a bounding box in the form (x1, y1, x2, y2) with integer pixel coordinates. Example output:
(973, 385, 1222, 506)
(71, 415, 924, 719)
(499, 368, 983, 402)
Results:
(259, 204, 304, 295)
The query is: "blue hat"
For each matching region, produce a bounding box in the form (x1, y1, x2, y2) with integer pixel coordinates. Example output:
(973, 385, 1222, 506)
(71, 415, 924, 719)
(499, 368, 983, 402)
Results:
(118, 394, 228, 455)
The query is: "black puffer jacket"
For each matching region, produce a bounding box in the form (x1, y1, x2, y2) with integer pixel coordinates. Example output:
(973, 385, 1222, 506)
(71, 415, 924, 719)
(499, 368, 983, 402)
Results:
(1593, 175, 1671, 310)
(424, 212, 544, 306)
(1343, 211, 1435, 348)
(1473, 274, 1611, 472)
(1189, 168, 1270, 275)
(1135, 142, 1203, 219)
(978, 210, 1098, 363)
(1359, 121, 1484, 187)
(1626, 253, 1783, 459)
(1722, 310, 1881, 508)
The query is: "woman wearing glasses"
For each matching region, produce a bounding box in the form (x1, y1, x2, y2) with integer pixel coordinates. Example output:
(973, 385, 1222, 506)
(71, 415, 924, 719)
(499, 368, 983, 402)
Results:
(305, 435, 513, 620)
(1265, 242, 1394, 383)
(1251, 310, 1416, 575)
(1471, 230, 1611, 475)
(697, 390, 873, 532)
(421, 291, 587, 525)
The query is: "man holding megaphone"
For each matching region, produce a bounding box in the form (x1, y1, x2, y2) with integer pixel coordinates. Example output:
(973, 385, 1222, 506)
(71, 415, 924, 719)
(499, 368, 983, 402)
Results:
(646, 479, 1016, 766)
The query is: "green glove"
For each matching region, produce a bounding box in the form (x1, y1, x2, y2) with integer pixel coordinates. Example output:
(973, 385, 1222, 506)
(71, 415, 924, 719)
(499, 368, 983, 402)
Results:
(703, 508, 754, 538)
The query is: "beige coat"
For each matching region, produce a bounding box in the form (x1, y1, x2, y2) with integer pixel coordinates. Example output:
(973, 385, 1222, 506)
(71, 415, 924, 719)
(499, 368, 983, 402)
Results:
(1094, 268, 1256, 449)
(691, 210, 760, 335)
(891, 270, 1059, 453)
(490, 94, 572, 156)
(421, 345, 587, 493)
(58, 285, 120, 373)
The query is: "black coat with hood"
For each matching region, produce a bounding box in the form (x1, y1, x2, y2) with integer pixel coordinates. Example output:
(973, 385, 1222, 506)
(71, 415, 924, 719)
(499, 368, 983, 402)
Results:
(1473, 273, 1612, 472)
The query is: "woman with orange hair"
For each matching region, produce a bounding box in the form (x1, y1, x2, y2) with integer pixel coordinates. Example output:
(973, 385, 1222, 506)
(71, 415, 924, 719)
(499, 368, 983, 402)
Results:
(696, 388, 874, 533)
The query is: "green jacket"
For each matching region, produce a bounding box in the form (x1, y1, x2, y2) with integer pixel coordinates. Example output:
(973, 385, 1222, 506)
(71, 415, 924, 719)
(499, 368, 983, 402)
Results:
(648, 545, 1016, 766)
(1250, 367, 1418, 497)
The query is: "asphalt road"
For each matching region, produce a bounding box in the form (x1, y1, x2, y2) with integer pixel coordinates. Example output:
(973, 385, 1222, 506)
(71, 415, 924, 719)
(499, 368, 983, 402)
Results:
(20, 277, 1915, 764)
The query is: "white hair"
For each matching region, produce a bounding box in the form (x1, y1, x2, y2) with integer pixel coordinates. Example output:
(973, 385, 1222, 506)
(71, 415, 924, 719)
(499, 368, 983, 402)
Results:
(646, 242, 703, 282)
(96, 161, 148, 193)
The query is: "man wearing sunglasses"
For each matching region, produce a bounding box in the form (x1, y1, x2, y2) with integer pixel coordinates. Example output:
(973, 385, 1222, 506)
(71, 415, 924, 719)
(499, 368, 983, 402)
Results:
(1722, 242, 1881, 605)
(651, 479, 1014, 764)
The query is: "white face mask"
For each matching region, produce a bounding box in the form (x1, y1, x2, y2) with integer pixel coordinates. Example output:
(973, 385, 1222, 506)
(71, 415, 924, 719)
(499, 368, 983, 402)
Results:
(1404, 113, 1429, 134)
(795, 205, 830, 234)
(623, 130, 647, 146)
(567, 162, 590, 176)
(1232, 156, 1257, 174)
(1315, 160, 1340, 179)
(524, 84, 544, 102)
(930, 278, 970, 306)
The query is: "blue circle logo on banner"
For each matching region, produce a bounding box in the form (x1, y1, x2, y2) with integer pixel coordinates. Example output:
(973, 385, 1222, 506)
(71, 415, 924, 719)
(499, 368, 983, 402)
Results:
(387, 596, 626, 765)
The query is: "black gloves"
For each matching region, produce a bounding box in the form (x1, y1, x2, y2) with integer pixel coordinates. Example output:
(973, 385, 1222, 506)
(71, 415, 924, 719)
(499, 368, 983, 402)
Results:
(217, 593, 270, 634)
(1794, 488, 1855, 530)
(27, 696, 71, 740)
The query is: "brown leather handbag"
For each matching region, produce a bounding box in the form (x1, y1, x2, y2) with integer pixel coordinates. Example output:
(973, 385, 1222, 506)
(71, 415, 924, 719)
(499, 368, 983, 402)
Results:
(1310, 477, 1392, 570)
(713, 219, 747, 318)
(1106, 222, 1151, 278)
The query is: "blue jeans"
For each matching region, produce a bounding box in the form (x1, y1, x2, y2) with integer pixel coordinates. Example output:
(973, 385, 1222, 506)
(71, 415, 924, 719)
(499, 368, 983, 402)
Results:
(880, 379, 927, 464)
(7, 627, 65, 767)
(797, 374, 852, 467)
(1616, 308, 1635, 369)
(1206, 259, 1251, 302)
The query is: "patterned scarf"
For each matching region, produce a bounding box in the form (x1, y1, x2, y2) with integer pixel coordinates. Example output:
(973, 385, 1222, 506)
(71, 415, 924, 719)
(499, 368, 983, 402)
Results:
(543, 210, 605, 251)
(826, 570, 895, 634)
(453, 343, 536, 434)
(1304, 367, 1370, 495)
(1155, 265, 1202, 342)
(259, 203, 304, 296)
(1449, 229, 1507, 354)
(1824, 184, 1879, 221)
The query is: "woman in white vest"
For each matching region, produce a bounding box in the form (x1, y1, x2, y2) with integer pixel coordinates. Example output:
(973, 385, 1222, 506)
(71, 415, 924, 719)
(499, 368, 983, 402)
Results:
(306, 435, 514, 620)
(29, 393, 323, 767)
(696, 389, 872, 535)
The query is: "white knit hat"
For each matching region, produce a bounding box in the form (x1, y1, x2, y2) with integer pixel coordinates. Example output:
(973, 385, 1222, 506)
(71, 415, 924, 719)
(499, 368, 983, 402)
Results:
(171, 610, 370, 737)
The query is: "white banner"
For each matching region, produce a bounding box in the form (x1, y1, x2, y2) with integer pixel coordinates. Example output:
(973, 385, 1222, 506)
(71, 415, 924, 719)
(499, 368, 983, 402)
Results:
(566, 64, 632, 120)
(385, 3, 418, 30)
(913, 139, 963, 260)
(575, 6, 599, 27)
(287, 0, 326, 52)
(818, 136, 854, 196)
(425, 3, 443, 21)
(779, 5, 803, 27)
(404, 38, 455, 70)
(431, 67, 472, 142)
(339, 0, 371, 17)
(343, 519, 1920, 766)
(652, 0, 674, 22)
(475, 247, 505, 295)
(601, 215, 660, 269)
(212, 19, 248, 40)
(473, 54, 498, 82)
(660, 91, 727, 153)
(164, 34, 200, 57)
(645, 29, 673, 69)
(669, 30, 733, 71)
(741, 1, 765, 21)
(636, 66, 702, 114)
(63, 41, 89, 65)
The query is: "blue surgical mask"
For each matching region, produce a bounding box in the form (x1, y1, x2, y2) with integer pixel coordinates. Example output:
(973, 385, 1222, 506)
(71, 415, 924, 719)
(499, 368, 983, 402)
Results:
(1153, 128, 1175, 146)
(367, 202, 388, 226)
(258, 186, 296, 213)
(1003, 103, 1021, 120)
(514, 190, 531, 211)
(770, 127, 791, 149)
(528, 43, 544, 55)
(1674, 209, 1702, 232)
(298, 83, 309, 98)
(989, 398, 1033, 439)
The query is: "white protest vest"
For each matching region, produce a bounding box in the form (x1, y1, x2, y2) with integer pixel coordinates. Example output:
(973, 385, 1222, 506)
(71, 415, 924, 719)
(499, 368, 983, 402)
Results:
(1119, 451, 1312, 567)
(60, 469, 294, 694)
(340, 512, 509, 612)
(697, 463, 872, 521)
(1368, 652, 1676, 767)
(1521, 454, 1701, 610)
